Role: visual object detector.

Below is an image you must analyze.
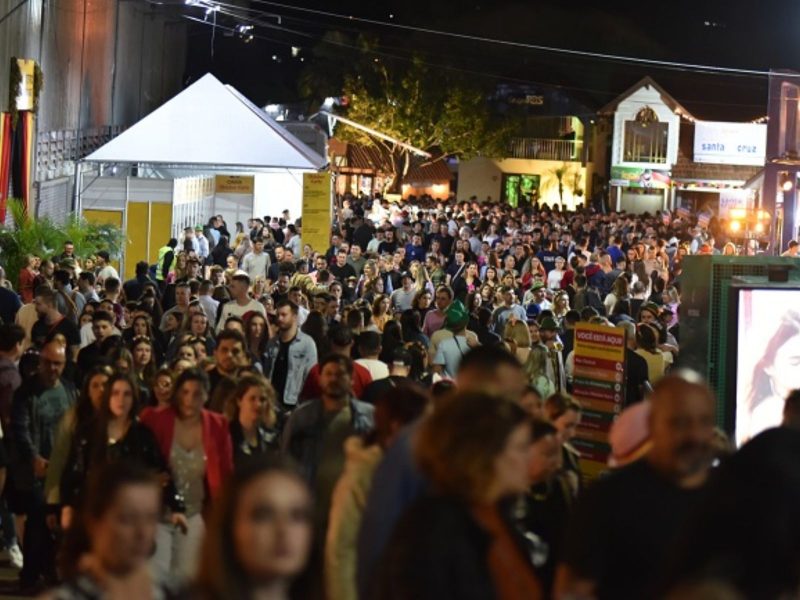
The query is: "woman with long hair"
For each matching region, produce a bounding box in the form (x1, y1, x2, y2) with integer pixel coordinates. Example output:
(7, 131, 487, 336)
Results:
(635, 323, 668, 384)
(604, 276, 630, 316)
(244, 312, 270, 361)
(301, 310, 330, 362)
(371, 294, 391, 332)
(552, 291, 570, 322)
(193, 457, 315, 600)
(125, 314, 165, 365)
(378, 393, 541, 598)
(411, 289, 433, 320)
(87, 373, 184, 509)
(483, 266, 500, 289)
(227, 375, 279, 466)
(453, 262, 482, 304)
(379, 320, 403, 365)
(54, 462, 176, 598)
(141, 368, 234, 579)
(130, 335, 158, 398)
(400, 310, 429, 348)
(45, 365, 113, 528)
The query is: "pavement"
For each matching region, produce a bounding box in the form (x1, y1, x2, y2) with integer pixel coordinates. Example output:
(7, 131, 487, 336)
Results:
(0, 555, 26, 599)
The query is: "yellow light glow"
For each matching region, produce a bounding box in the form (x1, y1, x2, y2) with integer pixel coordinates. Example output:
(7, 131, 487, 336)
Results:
(783, 179, 794, 192)
(730, 220, 742, 233)
(729, 208, 747, 219)
(755, 222, 765, 233)
(758, 210, 770, 220)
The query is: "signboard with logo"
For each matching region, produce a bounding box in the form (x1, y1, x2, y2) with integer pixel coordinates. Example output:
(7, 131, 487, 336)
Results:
(693, 121, 767, 166)
(570, 323, 627, 480)
(302, 172, 332, 254)
(718, 189, 755, 219)
(215, 175, 254, 194)
(610, 166, 671, 189)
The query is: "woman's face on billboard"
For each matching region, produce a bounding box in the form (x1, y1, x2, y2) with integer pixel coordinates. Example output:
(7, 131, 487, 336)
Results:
(769, 335, 800, 398)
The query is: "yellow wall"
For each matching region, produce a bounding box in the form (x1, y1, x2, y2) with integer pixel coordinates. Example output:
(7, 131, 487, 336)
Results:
(458, 156, 594, 210)
(84, 209, 123, 274)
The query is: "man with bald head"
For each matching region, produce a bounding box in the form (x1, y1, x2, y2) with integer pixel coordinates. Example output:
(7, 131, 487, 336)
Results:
(555, 371, 716, 600)
(11, 337, 77, 590)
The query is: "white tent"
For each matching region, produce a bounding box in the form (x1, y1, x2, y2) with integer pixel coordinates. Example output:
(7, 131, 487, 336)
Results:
(77, 73, 328, 279)
(84, 73, 326, 170)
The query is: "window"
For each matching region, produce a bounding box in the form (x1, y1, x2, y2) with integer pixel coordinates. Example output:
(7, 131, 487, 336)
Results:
(623, 107, 669, 164)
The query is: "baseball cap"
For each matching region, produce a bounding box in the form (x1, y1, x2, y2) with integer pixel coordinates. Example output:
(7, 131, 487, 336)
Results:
(445, 300, 469, 329)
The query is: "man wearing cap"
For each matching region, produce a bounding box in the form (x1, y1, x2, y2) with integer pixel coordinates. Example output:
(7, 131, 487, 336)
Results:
(390, 272, 416, 312)
(524, 281, 553, 312)
(638, 302, 660, 325)
(433, 301, 473, 378)
(194, 225, 209, 261)
(540, 316, 565, 393)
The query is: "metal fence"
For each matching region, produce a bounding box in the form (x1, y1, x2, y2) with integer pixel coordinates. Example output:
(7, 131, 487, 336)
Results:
(508, 138, 584, 162)
(35, 125, 125, 182)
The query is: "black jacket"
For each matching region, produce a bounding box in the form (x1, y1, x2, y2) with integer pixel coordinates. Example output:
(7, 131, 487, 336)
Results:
(229, 420, 279, 467)
(60, 420, 184, 513)
(376, 494, 532, 600)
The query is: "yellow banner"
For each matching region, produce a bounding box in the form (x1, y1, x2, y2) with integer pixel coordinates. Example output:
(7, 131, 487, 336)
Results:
(302, 172, 331, 254)
(215, 175, 254, 194)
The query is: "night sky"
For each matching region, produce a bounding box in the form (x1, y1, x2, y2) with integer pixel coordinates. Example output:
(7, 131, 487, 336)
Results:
(183, 0, 800, 121)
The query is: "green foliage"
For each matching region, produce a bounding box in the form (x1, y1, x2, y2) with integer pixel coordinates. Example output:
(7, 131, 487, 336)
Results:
(301, 40, 513, 189)
(0, 199, 123, 288)
(341, 57, 511, 153)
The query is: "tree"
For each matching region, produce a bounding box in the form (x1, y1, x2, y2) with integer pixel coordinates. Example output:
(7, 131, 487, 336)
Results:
(336, 57, 514, 192)
(0, 199, 123, 288)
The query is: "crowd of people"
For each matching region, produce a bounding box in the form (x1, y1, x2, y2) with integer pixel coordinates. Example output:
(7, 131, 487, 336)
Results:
(0, 195, 793, 598)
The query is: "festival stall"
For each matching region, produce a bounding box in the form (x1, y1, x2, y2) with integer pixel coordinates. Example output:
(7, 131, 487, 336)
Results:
(76, 73, 327, 278)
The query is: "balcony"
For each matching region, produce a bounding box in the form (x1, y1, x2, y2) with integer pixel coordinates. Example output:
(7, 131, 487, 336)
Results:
(508, 138, 585, 162)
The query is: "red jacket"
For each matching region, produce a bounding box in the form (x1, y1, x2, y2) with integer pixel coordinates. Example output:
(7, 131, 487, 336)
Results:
(140, 406, 233, 502)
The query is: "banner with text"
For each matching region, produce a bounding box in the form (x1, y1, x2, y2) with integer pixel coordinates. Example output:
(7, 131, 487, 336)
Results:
(570, 323, 627, 480)
(302, 172, 332, 254)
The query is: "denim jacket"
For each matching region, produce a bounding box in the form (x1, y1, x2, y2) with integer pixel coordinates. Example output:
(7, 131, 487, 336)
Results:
(262, 331, 317, 407)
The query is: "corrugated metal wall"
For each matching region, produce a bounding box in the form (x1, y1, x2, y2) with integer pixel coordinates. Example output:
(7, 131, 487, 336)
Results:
(0, 0, 187, 216)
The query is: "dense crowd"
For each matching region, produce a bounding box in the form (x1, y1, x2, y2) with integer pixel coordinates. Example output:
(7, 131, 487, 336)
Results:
(0, 195, 794, 599)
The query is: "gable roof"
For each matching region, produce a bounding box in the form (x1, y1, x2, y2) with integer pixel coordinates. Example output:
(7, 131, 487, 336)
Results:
(85, 74, 327, 170)
(598, 76, 695, 120)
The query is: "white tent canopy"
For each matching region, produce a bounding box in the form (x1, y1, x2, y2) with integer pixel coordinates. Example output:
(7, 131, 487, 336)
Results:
(84, 73, 326, 170)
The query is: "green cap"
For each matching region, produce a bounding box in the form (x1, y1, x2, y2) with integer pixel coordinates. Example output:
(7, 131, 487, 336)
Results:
(445, 300, 469, 329)
(539, 316, 559, 331)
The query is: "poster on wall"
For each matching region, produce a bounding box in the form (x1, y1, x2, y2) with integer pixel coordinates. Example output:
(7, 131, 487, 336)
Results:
(734, 288, 800, 447)
(718, 189, 755, 219)
(610, 166, 671, 189)
(502, 174, 541, 208)
(214, 175, 254, 230)
(302, 172, 332, 254)
(570, 323, 627, 480)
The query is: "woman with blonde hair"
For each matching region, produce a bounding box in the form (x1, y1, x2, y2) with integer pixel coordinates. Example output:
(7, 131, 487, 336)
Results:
(552, 291, 570, 322)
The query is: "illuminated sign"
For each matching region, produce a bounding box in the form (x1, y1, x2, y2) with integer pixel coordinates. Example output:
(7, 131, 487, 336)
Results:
(694, 121, 767, 166)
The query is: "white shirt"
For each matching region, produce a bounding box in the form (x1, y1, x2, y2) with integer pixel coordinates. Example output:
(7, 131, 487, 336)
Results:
(97, 265, 119, 283)
(355, 358, 389, 381)
(547, 269, 565, 290)
(216, 298, 266, 332)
